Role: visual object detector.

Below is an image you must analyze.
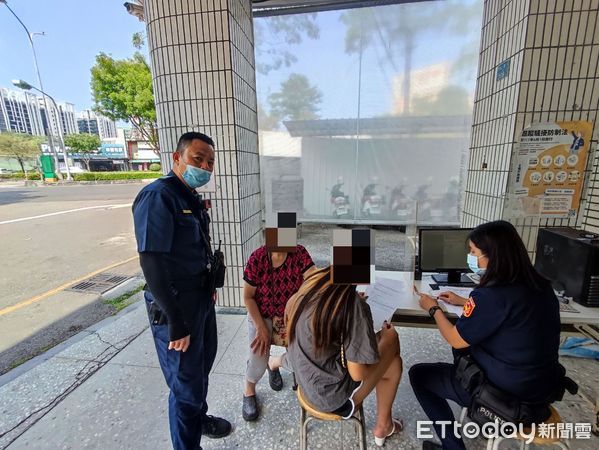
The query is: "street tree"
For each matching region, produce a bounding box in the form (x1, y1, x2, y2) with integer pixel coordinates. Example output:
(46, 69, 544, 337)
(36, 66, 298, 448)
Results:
(254, 14, 320, 75)
(268, 73, 322, 123)
(257, 102, 280, 131)
(90, 52, 158, 157)
(64, 133, 101, 171)
(0, 132, 42, 179)
(341, 0, 481, 115)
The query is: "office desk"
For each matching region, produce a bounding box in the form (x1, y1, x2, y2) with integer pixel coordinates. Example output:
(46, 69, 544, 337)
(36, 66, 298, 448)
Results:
(379, 271, 599, 425)
(377, 271, 599, 331)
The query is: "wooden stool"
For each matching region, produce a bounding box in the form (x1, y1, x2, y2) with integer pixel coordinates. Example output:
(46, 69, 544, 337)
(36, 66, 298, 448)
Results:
(459, 406, 570, 450)
(297, 387, 367, 450)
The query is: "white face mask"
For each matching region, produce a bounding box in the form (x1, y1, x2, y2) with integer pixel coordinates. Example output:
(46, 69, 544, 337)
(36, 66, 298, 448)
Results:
(467, 253, 485, 274)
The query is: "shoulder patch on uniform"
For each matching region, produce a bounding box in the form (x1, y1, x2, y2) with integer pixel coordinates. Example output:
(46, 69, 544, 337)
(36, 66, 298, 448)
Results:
(463, 298, 476, 317)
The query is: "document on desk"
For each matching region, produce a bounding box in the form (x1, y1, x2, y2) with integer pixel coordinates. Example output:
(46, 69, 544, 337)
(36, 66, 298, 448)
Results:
(437, 300, 464, 317)
(430, 286, 475, 317)
(364, 277, 407, 331)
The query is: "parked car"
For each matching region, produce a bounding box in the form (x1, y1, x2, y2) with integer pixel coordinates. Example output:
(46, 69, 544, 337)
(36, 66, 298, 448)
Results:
(0, 168, 13, 174)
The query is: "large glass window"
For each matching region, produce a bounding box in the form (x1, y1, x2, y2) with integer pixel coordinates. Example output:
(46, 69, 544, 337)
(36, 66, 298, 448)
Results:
(255, 0, 482, 228)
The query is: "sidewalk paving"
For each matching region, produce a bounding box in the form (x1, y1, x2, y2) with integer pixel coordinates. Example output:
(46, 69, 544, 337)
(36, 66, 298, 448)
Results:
(0, 295, 597, 450)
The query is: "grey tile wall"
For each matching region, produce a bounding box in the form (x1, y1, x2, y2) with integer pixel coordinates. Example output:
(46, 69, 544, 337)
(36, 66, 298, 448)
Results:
(464, 0, 599, 252)
(144, 0, 261, 306)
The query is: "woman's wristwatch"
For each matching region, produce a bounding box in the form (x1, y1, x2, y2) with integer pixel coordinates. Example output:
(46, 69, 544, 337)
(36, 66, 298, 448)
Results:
(428, 305, 442, 318)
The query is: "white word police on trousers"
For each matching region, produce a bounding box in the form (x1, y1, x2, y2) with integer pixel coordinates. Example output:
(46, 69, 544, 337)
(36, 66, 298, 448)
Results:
(417, 420, 593, 444)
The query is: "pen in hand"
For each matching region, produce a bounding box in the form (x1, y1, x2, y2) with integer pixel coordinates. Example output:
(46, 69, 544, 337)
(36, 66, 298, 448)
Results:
(413, 285, 441, 300)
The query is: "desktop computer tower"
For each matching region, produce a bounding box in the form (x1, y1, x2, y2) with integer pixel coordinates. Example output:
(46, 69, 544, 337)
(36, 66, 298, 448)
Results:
(535, 227, 599, 307)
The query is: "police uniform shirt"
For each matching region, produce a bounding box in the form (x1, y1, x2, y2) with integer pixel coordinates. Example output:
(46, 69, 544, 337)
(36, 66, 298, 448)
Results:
(455, 283, 561, 403)
(133, 172, 210, 277)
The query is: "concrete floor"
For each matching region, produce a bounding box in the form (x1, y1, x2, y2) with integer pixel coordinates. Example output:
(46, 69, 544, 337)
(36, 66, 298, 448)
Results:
(1, 184, 597, 449)
(0, 299, 596, 450)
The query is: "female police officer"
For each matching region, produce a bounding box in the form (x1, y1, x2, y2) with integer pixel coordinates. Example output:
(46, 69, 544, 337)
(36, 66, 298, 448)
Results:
(411, 220, 561, 450)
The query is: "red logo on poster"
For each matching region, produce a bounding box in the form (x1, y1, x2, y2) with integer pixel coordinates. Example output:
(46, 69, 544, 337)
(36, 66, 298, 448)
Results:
(463, 298, 476, 318)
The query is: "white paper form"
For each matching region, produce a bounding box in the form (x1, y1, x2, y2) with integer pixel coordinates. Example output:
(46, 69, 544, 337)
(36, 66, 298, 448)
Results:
(428, 286, 475, 317)
(364, 277, 408, 330)
(437, 301, 464, 317)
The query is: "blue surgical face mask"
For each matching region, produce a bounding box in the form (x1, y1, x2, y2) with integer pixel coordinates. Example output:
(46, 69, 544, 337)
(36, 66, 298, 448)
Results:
(467, 253, 485, 274)
(182, 164, 212, 189)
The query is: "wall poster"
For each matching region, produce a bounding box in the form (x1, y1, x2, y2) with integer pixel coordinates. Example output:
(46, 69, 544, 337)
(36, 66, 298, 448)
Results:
(513, 121, 593, 219)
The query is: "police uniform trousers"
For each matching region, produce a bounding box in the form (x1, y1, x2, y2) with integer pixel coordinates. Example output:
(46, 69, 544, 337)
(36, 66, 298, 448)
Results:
(146, 290, 217, 450)
(409, 362, 472, 450)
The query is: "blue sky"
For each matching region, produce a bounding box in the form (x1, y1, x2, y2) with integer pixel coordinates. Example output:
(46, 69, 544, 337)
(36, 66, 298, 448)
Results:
(0, 0, 144, 109)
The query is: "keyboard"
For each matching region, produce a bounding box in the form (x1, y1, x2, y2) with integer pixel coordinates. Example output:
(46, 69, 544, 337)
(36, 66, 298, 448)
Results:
(559, 302, 579, 313)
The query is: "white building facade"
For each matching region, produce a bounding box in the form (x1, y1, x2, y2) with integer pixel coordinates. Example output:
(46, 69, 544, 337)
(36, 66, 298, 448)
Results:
(0, 88, 45, 135)
(39, 99, 78, 138)
(77, 110, 117, 140)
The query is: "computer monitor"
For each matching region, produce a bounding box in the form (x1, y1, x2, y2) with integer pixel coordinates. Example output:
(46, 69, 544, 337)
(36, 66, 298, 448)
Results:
(418, 227, 474, 285)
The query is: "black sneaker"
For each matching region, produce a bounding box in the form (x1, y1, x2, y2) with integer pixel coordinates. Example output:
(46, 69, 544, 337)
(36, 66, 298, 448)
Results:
(422, 440, 442, 450)
(201, 415, 232, 439)
(242, 395, 259, 421)
(267, 368, 283, 391)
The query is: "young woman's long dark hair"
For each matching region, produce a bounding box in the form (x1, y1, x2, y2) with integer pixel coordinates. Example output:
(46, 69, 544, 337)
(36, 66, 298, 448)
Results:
(468, 220, 549, 290)
(287, 266, 357, 352)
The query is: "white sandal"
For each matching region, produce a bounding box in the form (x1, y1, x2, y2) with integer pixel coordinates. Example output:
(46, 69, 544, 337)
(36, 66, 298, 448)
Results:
(374, 418, 403, 447)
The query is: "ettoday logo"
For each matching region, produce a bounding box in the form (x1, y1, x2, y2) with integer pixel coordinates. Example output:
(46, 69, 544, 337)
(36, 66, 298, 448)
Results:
(416, 420, 592, 444)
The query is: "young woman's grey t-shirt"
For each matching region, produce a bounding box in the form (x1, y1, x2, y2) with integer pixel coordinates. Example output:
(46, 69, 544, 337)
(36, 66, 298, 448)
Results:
(288, 295, 380, 412)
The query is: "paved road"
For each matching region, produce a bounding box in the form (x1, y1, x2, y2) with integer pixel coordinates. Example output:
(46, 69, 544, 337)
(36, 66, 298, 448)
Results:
(0, 182, 148, 373)
(0, 183, 145, 308)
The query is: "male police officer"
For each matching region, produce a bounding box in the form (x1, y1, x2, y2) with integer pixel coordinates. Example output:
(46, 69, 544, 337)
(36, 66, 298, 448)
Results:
(132, 132, 231, 450)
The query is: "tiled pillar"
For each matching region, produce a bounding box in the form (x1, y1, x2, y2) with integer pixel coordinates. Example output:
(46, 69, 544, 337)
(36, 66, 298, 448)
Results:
(144, 0, 262, 306)
(463, 0, 599, 246)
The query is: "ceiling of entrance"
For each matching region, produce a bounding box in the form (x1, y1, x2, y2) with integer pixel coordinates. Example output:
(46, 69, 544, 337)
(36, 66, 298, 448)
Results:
(252, 0, 435, 17)
(126, 1, 437, 20)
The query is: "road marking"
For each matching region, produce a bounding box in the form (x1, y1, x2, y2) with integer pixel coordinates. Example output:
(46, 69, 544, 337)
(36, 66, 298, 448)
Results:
(106, 204, 133, 210)
(0, 203, 132, 225)
(0, 255, 139, 317)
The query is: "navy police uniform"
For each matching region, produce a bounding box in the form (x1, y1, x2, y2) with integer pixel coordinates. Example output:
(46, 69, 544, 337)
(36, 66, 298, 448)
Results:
(409, 283, 561, 450)
(133, 171, 215, 450)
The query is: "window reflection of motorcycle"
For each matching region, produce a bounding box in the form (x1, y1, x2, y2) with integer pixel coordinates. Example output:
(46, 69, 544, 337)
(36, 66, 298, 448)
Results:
(329, 177, 351, 219)
(361, 177, 386, 218)
(414, 182, 432, 222)
(439, 177, 460, 221)
(389, 183, 413, 221)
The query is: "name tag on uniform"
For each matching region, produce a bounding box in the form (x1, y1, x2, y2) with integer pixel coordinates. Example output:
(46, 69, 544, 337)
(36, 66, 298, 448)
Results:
(182, 209, 193, 214)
